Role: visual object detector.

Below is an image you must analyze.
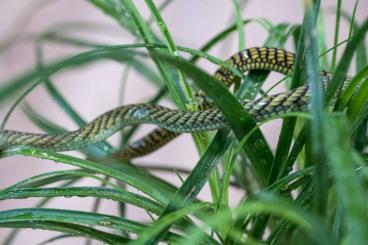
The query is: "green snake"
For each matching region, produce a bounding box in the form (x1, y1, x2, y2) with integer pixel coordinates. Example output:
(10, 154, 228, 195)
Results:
(0, 47, 351, 158)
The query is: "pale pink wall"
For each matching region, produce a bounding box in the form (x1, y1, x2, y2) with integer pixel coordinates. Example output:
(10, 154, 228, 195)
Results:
(0, 0, 367, 244)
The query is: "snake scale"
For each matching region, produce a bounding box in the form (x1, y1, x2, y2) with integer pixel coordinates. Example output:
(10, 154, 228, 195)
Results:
(0, 47, 350, 158)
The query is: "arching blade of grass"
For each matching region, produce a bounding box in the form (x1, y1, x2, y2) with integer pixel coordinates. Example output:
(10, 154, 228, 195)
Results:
(0, 168, 199, 244)
(347, 77, 368, 123)
(1, 174, 85, 245)
(44, 81, 85, 125)
(328, 13, 368, 154)
(143, 0, 193, 110)
(284, 126, 309, 176)
(0, 187, 162, 214)
(317, 12, 329, 69)
(0, 45, 136, 104)
(37, 235, 80, 245)
(0, 43, 242, 107)
(1, 221, 128, 244)
(0, 207, 203, 244)
(339, 6, 368, 152)
(231, 0, 246, 50)
(131, 202, 215, 245)
(179, 193, 330, 245)
(0, 147, 177, 205)
(89, 0, 138, 36)
(337, 4, 367, 73)
(331, 0, 342, 71)
(326, 19, 368, 102)
(39, 33, 166, 89)
(251, 0, 322, 239)
(335, 66, 368, 110)
(144, 0, 178, 56)
(0, 208, 185, 243)
(0, 169, 122, 243)
(349, 7, 368, 152)
(90, 0, 173, 45)
(0, 169, 93, 193)
(0, 20, 124, 55)
(0, 81, 43, 130)
(0, 0, 61, 54)
(38, 19, 270, 98)
(122, 0, 191, 110)
(350, 75, 368, 151)
(265, 166, 314, 192)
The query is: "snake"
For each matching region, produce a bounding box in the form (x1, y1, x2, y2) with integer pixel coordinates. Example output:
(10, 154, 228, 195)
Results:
(0, 47, 351, 157)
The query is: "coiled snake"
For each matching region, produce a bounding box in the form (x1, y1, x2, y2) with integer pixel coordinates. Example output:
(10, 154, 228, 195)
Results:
(0, 47, 351, 159)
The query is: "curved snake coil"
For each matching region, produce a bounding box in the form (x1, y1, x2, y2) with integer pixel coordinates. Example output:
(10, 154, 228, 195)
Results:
(118, 47, 295, 159)
(0, 47, 350, 155)
(117, 47, 347, 159)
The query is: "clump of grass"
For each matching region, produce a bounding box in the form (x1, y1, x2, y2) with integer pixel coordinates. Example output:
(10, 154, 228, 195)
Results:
(0, 0, 367, 244)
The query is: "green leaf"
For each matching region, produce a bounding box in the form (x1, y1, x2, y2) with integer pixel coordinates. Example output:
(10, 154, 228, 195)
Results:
(88, 0, 138, 35)
(0, 43, 243, 106)
(0, 208, 188, 243)
(122, 0, 190, 110)
(131, 202, 215, 245)
(304, 0, 328, 218)
(0, 208, 145, 233)
(0, 221, 127, 243)
(0, 187, 163, 214)
(331, 0, 342, 71)
(0, 45, 136, 104)
(182, 193, 331, 245)
(347, 77, 368, 121)
(335, 65, 368, 110)
(231, 0, 246, 50)
(0, 147, 177, 205)
(324, 115, 368, 244)
(326, 19, 368, 102)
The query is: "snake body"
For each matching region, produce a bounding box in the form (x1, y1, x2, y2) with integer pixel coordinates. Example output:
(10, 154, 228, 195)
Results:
(0, 47, 350, 156)
(118, 47, 336, 159)
(119, 47, 295, 159)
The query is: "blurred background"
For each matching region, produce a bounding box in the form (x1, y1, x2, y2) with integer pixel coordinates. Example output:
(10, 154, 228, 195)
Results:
(0, 0, 367, 243)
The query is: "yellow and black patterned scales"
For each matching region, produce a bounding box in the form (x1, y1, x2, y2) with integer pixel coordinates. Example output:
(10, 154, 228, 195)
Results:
(0, 48, 352, 159)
